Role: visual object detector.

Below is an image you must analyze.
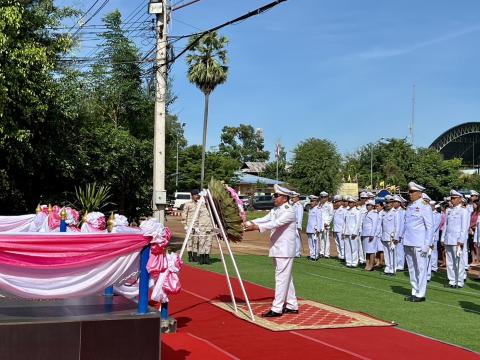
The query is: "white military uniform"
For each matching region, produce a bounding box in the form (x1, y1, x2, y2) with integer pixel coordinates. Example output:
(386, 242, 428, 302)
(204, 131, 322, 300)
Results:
(395, 206, 406, 271)
(428, 210, 442, 280)
(402, 197, 434, 299)
(306, 205, 323, 260)
(293, 201, 304, 257)
(358, 204, 368, 263)
(332, 204, 347, 259)
(319, 200, 334, 257)
(380, 207, 401, 274)
(361, 209, 379, 254)
(441, 204, 469, 287)
(252, 203, 298, 313)
(342, 205, 362, 267)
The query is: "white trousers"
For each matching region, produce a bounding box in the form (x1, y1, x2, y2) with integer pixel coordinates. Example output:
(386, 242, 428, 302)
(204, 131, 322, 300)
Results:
(319, 229, 330, 257)
(431, 240, 438, 272)
(382, 241, 395, 274)
(295, 229, 302, 257)
(271, 257, 298, 313)
(396, 243, 405, 270)
(404, 246, 429, 298)
(334, 232, 344, 259)
(344, 235, 359, 267)
(463, 242, 469, 273)
(358, 234, 366, 263)
(445, 245, 465, 287)
(307, 233, 318, 259)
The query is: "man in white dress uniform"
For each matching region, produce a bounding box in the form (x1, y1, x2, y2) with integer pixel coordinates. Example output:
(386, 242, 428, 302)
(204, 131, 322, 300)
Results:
(402, 182, 434, 302)
(318, 191, 334, 258)
(441, 190, 469, 288)
(244, 184, 299, 317)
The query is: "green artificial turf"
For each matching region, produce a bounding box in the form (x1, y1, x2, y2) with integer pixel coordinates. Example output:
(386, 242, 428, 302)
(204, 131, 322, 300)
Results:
(187, 255, 480, 353)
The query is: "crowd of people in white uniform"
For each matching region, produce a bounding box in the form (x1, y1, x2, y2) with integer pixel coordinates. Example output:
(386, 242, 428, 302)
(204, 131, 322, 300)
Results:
(290, 182, 480, 301)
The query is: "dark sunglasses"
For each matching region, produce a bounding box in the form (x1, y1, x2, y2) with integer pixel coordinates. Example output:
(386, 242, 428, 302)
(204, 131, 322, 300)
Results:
(273, 193, 281, 198)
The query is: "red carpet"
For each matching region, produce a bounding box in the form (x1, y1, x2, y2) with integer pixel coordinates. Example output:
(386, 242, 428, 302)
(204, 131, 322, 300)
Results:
(161, 265, 479, 359)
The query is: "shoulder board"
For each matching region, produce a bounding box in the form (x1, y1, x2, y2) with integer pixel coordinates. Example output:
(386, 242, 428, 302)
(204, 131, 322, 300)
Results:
(284, 204, 290, 209)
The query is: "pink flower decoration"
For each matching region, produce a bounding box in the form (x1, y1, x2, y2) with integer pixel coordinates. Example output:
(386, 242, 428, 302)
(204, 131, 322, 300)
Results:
(227, 186, 246, 222)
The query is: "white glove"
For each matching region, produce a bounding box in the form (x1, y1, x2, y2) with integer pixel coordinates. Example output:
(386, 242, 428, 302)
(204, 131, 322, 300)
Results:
(456, 245, 462, 257)
(420, 245, 430, 257)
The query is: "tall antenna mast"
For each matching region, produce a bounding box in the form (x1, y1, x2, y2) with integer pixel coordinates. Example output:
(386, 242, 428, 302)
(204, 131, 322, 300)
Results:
(409, 84, 416, 146)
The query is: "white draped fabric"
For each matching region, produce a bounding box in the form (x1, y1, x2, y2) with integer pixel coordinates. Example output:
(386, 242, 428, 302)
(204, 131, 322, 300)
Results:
(0, 214, 37, 232)
(0, 252, 140, 299)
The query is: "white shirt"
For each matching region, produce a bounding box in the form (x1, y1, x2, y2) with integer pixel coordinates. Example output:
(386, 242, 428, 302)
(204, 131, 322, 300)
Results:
(442, 205, 469, 245)
(381, 208, 400, 242)
(318, 201, 334, 228)
(395, 207, 406, 241)
(402, 198, 434, 247)
(332, 206, 347, 233)
(342, 207, 361, 236)
(361, 210, 379, 237)
(293, 201, 304, 230)
(306, 206, 323, 234)
(433, 211, 442, 242)
(252, 203, 297, 257)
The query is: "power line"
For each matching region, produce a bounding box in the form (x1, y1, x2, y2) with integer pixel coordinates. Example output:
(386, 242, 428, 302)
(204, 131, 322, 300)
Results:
(72, 0, 111, 37)
(166, 0, 287, 67)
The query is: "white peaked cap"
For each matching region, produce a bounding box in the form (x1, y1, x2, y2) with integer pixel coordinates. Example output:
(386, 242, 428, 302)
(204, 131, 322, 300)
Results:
(470, 190, 479, 196)
(342, 195, 349, 201)
(385, 195, 394, 202)
(399, 196, 407, 203)
(366, 200, 375, 206)
(449, 189, 463, 198)
(366, 192, 375, 197)
(309, 194, 319, 200)
(422, 193, 431, 201)
(359, 192, 368, 198)
(320, 191, 328, 197)
(291, 191, 300, 197)
(393, 195, 402, 202)
(274, 184, 292, 196)
(408, 181, 425, 192)
(333, 195, 342, 202)
(347, 196, 356, 202)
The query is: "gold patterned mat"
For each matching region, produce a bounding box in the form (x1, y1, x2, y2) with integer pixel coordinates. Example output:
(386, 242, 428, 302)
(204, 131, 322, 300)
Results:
(212, 300, 394, 331)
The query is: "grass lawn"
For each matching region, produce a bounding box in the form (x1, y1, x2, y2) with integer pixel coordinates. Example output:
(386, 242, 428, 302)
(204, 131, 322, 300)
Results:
(187, 255, 480, 353)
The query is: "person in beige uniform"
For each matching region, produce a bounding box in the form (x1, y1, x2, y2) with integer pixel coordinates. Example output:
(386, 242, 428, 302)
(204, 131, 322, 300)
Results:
(182, 189, 213, 264)
(244, 184, 299, 318)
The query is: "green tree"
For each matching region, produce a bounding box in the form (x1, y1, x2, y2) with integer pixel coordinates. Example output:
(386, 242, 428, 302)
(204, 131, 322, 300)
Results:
(0, 1, 77, 212)
(186, 31, 228, 188)
(289, 138, 342, 194)
(219, 124, 270, 163)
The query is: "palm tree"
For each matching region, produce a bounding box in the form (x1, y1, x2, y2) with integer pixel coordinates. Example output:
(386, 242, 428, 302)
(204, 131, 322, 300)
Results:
(186, 31, 228, 188)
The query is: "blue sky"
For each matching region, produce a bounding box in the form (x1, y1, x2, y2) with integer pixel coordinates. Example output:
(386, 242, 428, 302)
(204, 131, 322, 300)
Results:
(63, 0, 480, 159)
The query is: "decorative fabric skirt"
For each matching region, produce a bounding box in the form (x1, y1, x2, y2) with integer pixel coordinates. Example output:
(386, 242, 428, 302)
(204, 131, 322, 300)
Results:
(375, 236, 383, 252)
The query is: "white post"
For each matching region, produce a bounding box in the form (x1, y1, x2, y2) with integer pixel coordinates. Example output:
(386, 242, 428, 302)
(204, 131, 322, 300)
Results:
(152, 1, 169, 224)
(207, 189, 255, 322)
(178, 196, 204, 259)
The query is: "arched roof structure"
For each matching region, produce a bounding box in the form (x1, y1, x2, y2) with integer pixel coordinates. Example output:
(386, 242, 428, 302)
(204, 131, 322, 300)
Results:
(430, 122, 480, 166)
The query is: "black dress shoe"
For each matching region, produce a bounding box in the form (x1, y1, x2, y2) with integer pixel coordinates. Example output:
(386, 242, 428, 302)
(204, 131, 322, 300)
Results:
(262, 310, 282, 318)
(410, 296, 425, 302)
(404, 295, 414, 301)
(282, 308, 299, 314)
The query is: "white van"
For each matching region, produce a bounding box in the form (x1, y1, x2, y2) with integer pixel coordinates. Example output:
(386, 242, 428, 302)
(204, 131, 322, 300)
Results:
(173, 192, 192, 210)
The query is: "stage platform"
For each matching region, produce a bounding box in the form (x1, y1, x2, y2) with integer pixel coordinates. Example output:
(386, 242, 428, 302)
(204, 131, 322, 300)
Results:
(0, 295, 160, 360)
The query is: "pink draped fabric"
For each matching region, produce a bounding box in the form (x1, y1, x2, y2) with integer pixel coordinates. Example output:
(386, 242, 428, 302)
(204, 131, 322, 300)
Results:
(0, 233, 148, 269)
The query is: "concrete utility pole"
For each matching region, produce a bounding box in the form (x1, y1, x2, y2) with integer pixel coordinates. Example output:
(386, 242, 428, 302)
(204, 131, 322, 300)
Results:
(150, 0, 169, 224)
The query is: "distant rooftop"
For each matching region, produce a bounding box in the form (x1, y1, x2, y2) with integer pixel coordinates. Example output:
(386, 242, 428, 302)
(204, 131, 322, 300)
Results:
(241, 162, 267, 174)
(235, 172, 284, 185)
